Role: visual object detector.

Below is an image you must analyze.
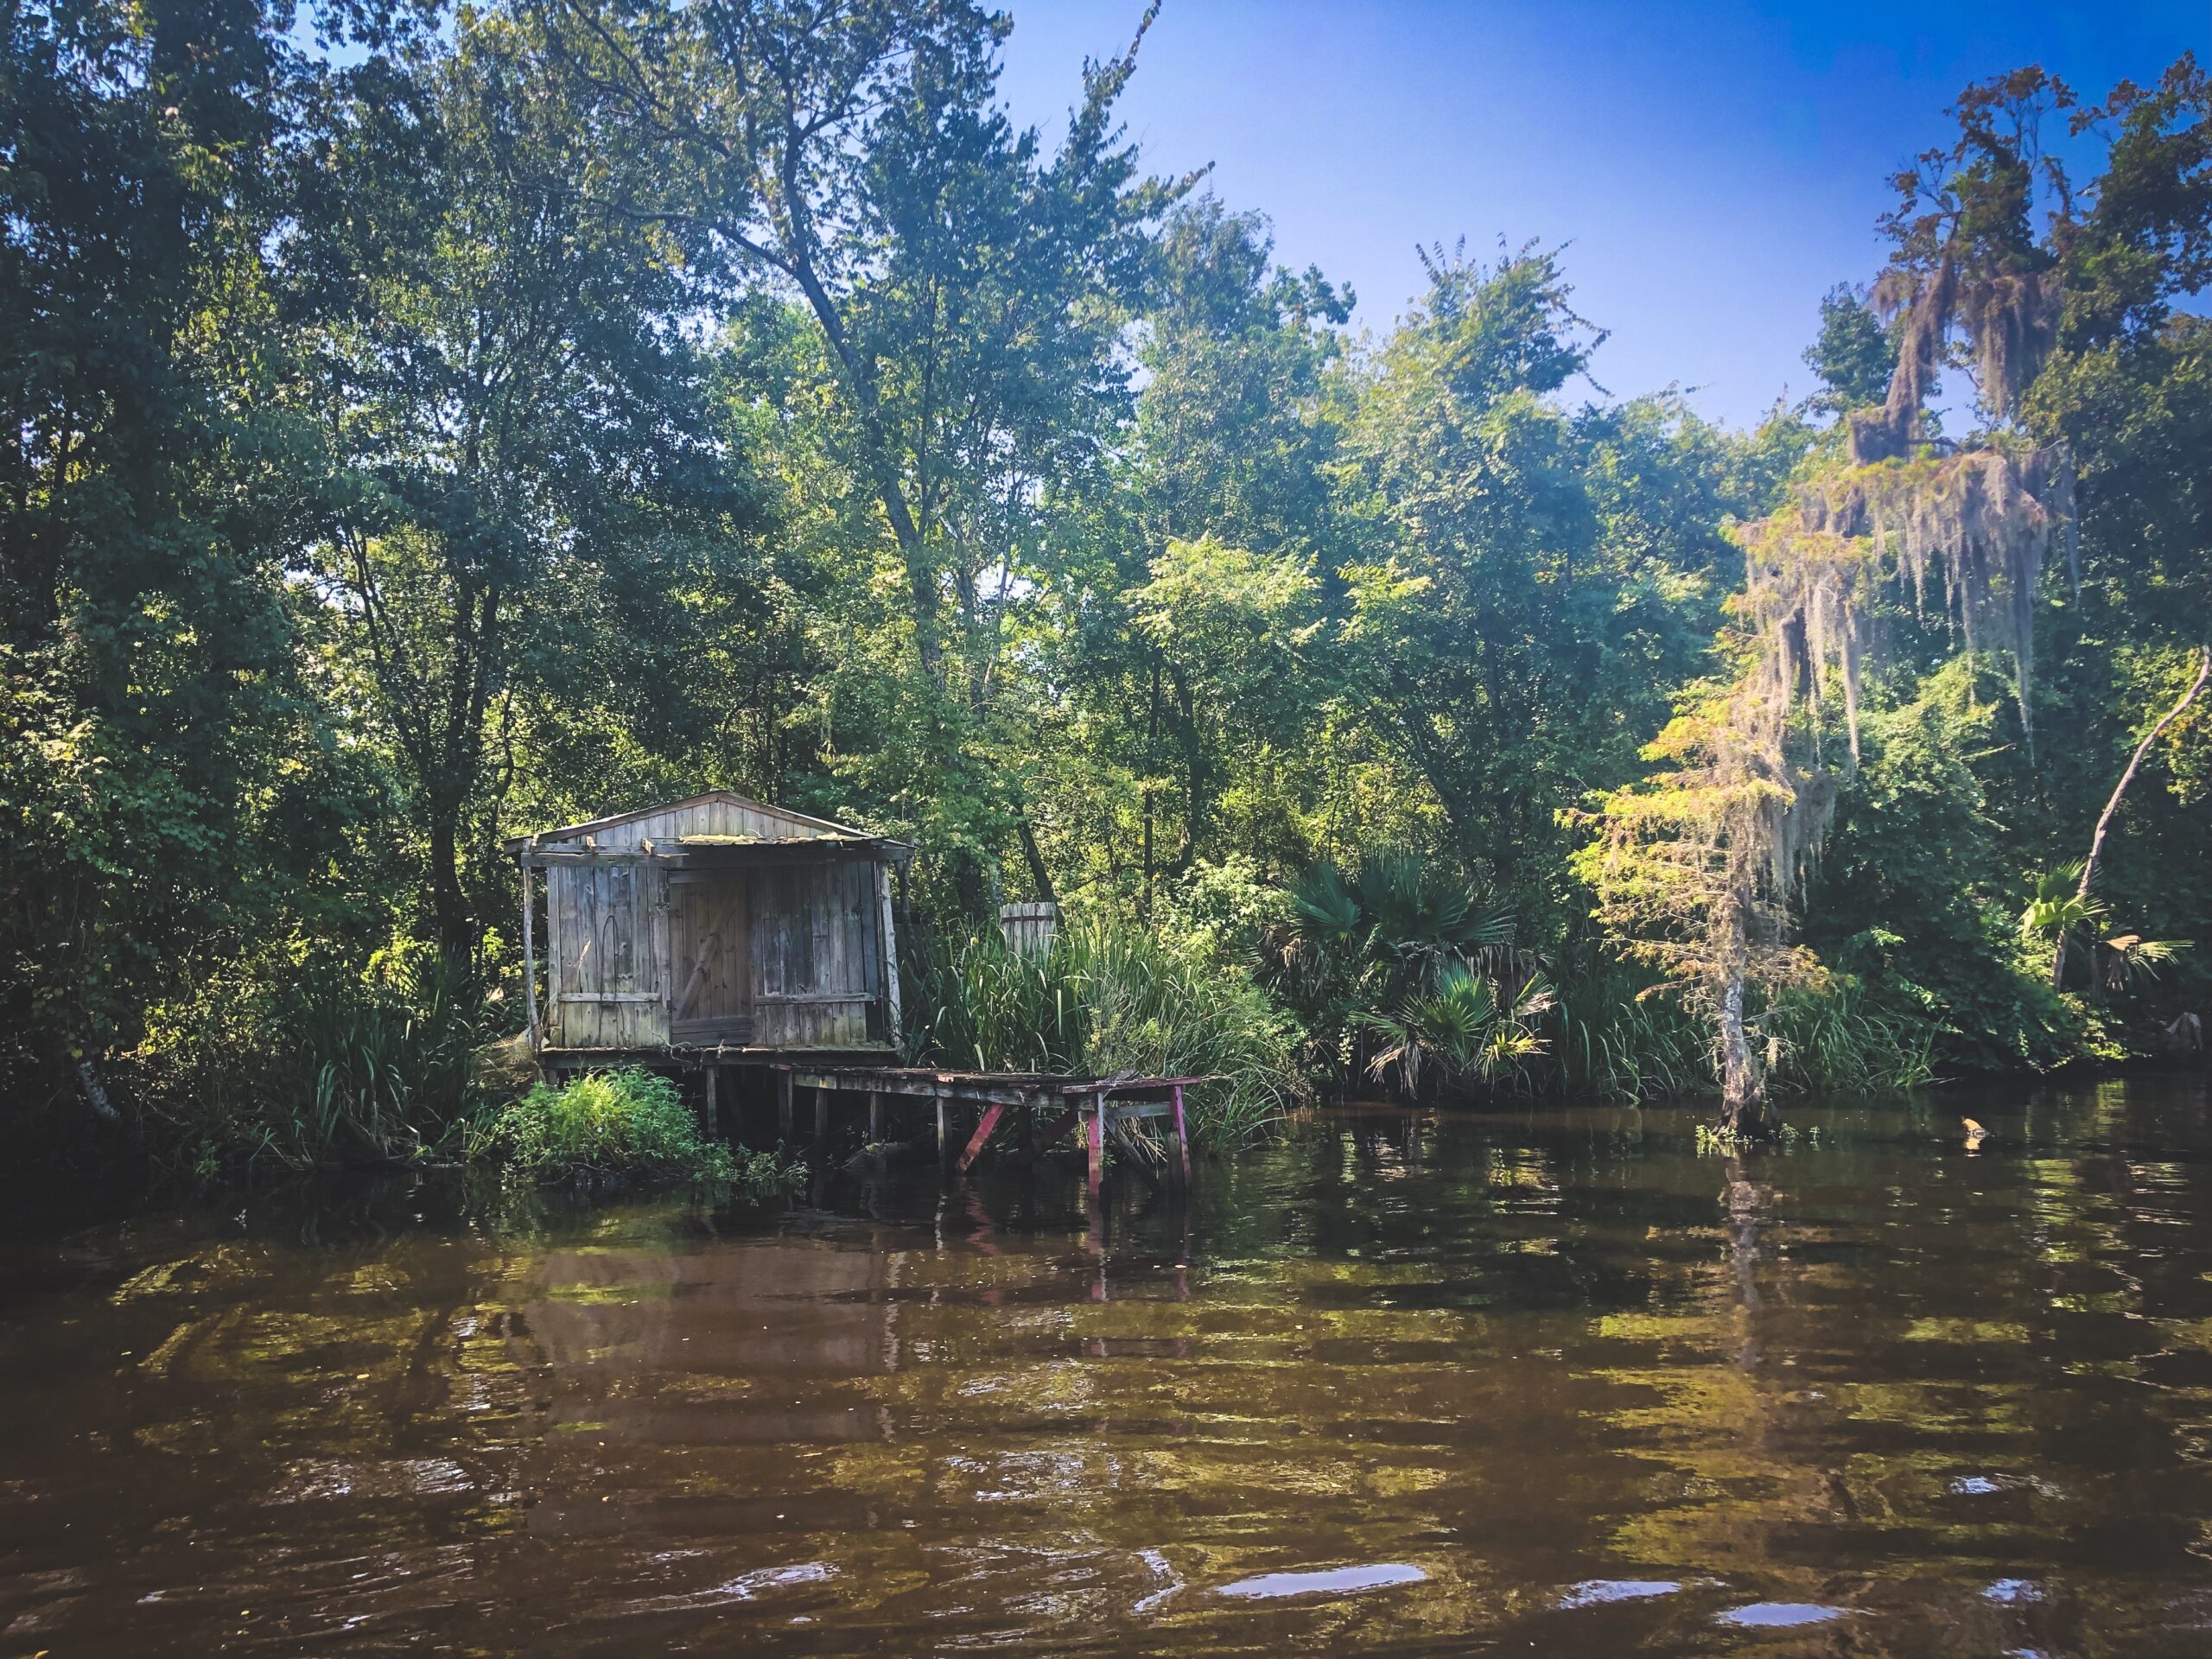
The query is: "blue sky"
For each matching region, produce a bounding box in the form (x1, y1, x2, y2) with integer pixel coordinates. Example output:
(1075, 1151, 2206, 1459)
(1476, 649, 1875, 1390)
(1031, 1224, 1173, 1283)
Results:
(995, 1, 2209, 428)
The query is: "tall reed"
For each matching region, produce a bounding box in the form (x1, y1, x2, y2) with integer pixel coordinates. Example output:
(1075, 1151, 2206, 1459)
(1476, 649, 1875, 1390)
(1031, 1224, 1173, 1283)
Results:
(905, 920, 1301, 1147)
(1525, 958, 1936, 1101)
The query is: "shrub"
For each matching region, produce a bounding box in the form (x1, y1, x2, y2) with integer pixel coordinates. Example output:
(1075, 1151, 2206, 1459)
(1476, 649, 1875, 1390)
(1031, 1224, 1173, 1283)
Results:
(1268, 852, 1546, 1097)
(467, 1067, 798, 1188)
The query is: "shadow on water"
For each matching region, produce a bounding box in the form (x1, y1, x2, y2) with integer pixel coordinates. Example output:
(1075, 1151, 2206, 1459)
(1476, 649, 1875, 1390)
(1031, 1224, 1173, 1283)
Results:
(4, 1075, 2212, 1655)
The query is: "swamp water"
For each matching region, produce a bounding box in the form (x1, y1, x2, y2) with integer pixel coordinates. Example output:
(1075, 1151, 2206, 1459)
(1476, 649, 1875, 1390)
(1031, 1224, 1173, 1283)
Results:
(8, 1079, 2212, 1655)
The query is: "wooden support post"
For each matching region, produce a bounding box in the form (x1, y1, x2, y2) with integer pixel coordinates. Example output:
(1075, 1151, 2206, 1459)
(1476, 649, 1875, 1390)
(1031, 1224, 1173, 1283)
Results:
(958, 1102, 1007, 1173)
(1028, 1105, 1081, 1154)
(1170, 1083, 1192, 1191)
(519, 859, 538, 1050)
(703, 1065, 720, 1139)
(778, 1069, 793, 1141)
(814, 1085, 829, 1145)
(936, 1096, 948, 1163)
(1085, 1090, 1105, 1198)
(868, 1090, 883, 1143)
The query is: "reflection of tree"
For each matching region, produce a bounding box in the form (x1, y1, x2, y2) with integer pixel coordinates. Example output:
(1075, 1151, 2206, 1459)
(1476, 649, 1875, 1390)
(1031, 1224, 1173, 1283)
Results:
(27, 1091, 2212, 1651)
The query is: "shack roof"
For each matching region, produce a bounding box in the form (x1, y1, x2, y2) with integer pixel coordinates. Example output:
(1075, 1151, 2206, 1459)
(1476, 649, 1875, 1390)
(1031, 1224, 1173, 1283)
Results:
(501, 789, 908, 855)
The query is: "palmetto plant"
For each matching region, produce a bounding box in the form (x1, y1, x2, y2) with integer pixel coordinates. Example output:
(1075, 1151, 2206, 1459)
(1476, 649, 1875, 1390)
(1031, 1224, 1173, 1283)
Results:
(2019, 860, 2108, 975)
(1276, 853, 1546, 1097)
(2096, 934, 2192, 992)
(1356, 968, 1554, 1097)
(2021, 859, 2193, 993)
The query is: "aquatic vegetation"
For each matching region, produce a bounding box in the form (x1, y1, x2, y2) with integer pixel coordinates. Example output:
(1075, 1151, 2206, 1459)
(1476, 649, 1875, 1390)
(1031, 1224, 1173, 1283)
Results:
(142, 947, 487, 1176)
(1535, 960, 1933, 1103)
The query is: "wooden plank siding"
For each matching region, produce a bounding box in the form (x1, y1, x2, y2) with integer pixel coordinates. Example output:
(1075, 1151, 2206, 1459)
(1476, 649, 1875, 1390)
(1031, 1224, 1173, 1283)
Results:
(548, 859, 671, 1048)
(749, 860, 881, 1049)
(527, 791, 899, 1056)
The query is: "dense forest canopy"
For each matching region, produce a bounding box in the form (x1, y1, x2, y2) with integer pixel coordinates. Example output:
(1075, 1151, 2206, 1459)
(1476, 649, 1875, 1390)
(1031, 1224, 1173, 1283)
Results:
(4, 0, 2209, 1168)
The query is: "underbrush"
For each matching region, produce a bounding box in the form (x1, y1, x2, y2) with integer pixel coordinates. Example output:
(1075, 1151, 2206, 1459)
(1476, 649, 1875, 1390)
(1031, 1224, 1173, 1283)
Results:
(1528, 961, 1937, 1101)
(465, 1068, 803, 1191)
(905, 920, 1301, 1147)
(138, 944, 486, 1176)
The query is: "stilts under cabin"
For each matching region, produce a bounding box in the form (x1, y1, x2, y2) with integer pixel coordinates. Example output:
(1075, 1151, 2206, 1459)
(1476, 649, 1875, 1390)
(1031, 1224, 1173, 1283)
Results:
(508, 789, 1201, 1195)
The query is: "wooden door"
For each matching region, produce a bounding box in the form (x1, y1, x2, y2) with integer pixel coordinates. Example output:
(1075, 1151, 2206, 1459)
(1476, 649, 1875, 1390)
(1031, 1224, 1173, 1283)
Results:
(669, 871, 751, 1044)
(548, 859, 669, 1049)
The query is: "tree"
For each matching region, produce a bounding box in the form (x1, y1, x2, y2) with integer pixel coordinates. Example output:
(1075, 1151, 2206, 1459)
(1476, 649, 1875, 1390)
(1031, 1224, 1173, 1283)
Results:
(539, 0, 1176, 911)
(1802, 283, 1897, 415)
(0, 0, 352, 1121)
(295, 11, 760, 961)
(1046, 199, 1349, 909)
(1580, 58, 2210, 1130)
(1573, 669, 1828, 1135)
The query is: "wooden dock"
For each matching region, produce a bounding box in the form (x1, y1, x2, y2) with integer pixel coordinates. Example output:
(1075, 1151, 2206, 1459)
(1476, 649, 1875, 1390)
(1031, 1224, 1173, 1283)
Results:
(773, 1065, 1198, 1195)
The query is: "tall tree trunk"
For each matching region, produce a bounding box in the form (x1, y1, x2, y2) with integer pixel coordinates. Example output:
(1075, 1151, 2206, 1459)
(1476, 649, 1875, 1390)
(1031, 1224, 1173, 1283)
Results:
(1717, 976, 1777, 1138)
(2056, 645, 2212, 987)
(1016, 817, 1056, 905)
(429, 811, 472, 963)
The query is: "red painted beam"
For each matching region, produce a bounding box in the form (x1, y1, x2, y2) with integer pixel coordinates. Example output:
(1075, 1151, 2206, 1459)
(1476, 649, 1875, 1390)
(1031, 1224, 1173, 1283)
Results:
(957, 1101, 1007, 1173)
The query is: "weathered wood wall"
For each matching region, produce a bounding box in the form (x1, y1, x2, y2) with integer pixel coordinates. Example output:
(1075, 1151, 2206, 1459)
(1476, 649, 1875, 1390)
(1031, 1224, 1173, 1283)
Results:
(547, 858, 671, 1048)
(999, 901, 1059, 958)
(535, 794, 894, 1053)
(583, 796, 840, 851)
(750, 858, 887, 1048)
(669, 870, 751, 1045)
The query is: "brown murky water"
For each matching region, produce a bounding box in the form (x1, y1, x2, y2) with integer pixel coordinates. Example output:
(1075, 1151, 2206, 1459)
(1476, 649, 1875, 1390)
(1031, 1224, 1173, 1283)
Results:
(8, 1079, 2212, 1655)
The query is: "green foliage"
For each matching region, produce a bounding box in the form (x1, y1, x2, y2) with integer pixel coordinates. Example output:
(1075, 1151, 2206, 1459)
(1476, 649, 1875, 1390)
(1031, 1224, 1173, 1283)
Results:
(906, 920, 1301, 1146)
(1272, 852, 1549, 1097)
(1356, 968, 1553, 1097)
(1802, 283, 1899, 415)
(1529, 961, 1933, 1102)
(1764, 983, 1938, 1096)
(138, 947, 486, 1175)
(2020, 860, 2107, 957)
(3, 3, 2208, 1194)
(468, 1068, 798, 1189)
(1535, 960, 1716, 1100)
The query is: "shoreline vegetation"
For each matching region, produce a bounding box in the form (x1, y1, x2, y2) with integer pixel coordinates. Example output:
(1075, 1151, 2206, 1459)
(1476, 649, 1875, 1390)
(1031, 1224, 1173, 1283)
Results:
(3, 3, 2208, 1200)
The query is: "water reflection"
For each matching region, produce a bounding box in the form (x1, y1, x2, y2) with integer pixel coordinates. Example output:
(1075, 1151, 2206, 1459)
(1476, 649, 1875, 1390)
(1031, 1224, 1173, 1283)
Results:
(3, 1080, 2212, 1655)
(1214, 1562, 1427, 1599)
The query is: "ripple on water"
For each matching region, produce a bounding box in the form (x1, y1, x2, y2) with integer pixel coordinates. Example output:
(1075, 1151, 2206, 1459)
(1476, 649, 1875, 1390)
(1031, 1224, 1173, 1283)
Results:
(1214, 1563, 1427, 1600)
(1719, 1602, 1853, 1628)
(625, 1562, 835, 1613)
(1560, 1579, 1683, 1608)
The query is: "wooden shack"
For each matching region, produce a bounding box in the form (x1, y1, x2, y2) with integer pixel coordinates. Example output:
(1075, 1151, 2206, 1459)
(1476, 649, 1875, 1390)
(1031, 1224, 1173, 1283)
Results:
(507, 791, 909, 1061)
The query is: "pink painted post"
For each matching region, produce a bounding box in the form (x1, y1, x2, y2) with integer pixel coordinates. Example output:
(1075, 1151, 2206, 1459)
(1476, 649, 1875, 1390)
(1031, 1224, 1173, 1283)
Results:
(958, 1101, 1007, 1173)
(1171, 1083, 1192, 1190)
